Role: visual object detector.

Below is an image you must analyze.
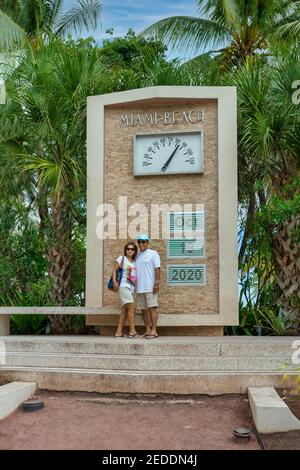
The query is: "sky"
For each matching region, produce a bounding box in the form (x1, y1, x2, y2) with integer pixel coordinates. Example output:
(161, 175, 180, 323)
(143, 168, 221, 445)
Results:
(64, 0, 199, 57)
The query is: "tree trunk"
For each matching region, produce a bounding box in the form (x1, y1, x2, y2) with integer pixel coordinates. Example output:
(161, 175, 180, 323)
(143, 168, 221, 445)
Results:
(238, 191, 256, 268)
(274, 215, 300, 311)
(48, 194, 73, 333)
(37, 190, 48, 240)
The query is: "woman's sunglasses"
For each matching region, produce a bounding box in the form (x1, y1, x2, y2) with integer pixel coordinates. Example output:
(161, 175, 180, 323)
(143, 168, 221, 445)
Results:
(126, 247, 135, 251)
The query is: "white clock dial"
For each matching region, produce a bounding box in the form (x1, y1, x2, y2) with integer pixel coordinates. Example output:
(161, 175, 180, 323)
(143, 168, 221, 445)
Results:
(133, 131, 203, 176)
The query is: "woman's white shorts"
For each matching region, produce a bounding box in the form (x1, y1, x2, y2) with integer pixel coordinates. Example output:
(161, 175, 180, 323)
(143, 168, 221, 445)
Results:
(118, 286, 135, 306)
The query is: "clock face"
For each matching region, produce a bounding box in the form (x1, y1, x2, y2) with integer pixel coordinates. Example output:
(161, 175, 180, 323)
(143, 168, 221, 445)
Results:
(133, 131, 203, 176)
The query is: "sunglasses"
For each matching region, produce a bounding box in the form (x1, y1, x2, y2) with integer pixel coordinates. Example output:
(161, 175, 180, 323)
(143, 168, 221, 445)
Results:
(137, 240, 148, 244)
(126, 247, 135, 251)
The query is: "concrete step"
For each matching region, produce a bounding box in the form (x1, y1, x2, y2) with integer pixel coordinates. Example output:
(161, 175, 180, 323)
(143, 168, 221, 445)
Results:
(248, 387, 300, 433)
(0, 382, 37, 420)
(1, 335, 297, 357)
(1, 336, 299, 394)
(3, 351, 294, 372)
(3, 337, 220, 356)
(0, 366, 297, 395)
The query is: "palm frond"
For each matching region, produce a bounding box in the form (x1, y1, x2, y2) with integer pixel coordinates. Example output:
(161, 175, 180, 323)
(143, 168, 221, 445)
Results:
(220, 0, 239, 25)
(142, 16, 229, 56)
(0, 9, 27, 50)
(54, 0, 102, 37)
(180, 52, 226, 86)
(23, 153, 82, 197)
(47, 0, 64, 29)
(274, 18, 300, 40)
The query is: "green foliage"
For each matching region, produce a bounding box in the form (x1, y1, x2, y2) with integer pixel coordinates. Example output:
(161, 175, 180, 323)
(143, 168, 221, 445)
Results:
(0, 201, 49, 304)
(0, 0, 102, 51)
(101, 28, 167, 68)
(226, 301, 297, 336)
(70, 315, 91, 334)
(227, 177, 300, 336)
(258, 307, 295, 336)
(10, 315, 47, 335)
(259, 184, 300, 245)
(143, 0, 300, 66)
(2, 287, 49, 335)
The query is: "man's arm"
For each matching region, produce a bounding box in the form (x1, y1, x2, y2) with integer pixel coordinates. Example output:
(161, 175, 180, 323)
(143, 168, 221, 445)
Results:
(153, 267, 160, 294)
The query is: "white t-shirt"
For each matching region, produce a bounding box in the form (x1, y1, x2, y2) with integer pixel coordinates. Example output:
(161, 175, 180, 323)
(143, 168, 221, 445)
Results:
(116, 256, 136, 292)
(135, 249, 161, 293)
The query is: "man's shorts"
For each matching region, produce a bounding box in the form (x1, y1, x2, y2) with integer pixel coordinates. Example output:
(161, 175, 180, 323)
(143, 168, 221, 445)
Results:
(119, 286, 135, 306)
(136, 292, 158, 309)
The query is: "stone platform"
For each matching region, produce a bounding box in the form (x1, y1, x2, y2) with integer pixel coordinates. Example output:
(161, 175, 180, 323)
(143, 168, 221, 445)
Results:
(0, 336, 299, 395)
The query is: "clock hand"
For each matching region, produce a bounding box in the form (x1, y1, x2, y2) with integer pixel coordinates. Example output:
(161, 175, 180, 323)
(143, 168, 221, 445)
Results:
(161, 144, 180, 172)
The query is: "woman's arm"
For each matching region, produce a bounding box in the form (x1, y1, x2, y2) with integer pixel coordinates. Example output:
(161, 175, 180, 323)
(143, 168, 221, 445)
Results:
(112, 261, 120, 292)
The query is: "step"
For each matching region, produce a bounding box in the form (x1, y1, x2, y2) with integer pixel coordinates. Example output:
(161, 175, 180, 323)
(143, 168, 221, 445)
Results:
(0, 367, 298, 395)
(1, 336, 299, 395)
(3, 336, 220, 356)
(1, 336, 297, 357)
(3, 351, 295, 372)
(248, 387, 300, 433)
(0, 382, 37, 420)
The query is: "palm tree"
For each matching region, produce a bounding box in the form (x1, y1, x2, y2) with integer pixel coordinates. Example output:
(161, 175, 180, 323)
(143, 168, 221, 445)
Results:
(143, 0, 300, 67)
(0, 39, 107, 331)
(236, 57, 300, 311)
(0, 0, 102, 50)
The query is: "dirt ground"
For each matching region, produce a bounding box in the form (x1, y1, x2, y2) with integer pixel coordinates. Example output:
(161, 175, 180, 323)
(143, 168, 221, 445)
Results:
(0, 391, 260, 450)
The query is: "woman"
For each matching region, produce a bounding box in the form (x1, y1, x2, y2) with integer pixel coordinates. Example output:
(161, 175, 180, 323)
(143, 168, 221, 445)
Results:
(112, 241, 140, 338)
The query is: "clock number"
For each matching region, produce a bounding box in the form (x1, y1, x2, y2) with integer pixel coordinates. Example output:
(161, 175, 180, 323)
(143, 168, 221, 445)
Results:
(147, 146, 155, 154)
(168, 136, 173, 145)
(153, 141, 160, 149)
(160, 137, 166, 146)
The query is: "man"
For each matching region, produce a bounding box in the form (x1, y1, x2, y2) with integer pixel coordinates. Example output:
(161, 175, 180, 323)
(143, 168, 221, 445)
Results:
(135, 234, 160, 339)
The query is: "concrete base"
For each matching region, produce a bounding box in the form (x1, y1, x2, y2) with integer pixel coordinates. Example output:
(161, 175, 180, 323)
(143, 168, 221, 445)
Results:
(0, 382, 37, 420)
(99, 326, 224, 336)
(1, 370, 298, 395)
(248, 387, 300, 433)
(0, 336, 299, 394)
(0, 316, 10, 335)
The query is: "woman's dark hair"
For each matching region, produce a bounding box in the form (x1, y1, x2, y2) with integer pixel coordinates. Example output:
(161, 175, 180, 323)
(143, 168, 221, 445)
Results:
(124, 241, 138, 260)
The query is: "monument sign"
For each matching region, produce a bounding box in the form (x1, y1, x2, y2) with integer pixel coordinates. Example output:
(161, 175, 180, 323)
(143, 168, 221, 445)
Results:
(86, 86, 238, 335)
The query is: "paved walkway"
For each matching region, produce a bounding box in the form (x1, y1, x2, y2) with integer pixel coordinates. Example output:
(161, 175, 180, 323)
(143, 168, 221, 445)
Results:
(0, 391, 260, 450)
